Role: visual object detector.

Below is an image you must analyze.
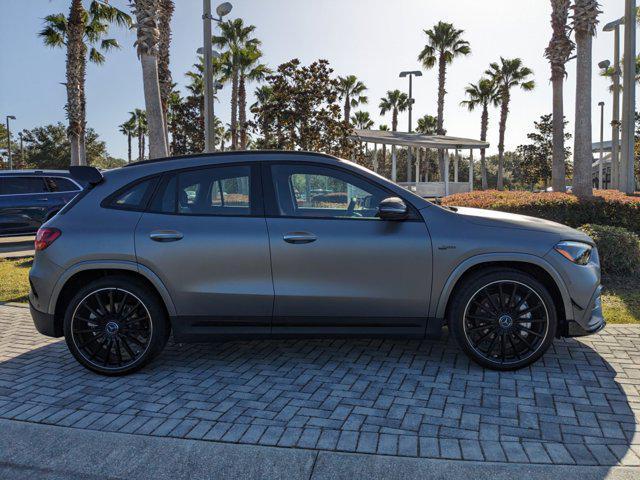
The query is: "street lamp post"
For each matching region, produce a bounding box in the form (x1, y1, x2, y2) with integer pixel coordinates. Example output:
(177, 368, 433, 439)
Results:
(202, 1, 232, 153)
(18, 131, 23, 166)
(399, 70, 422, 182)
(598, 101, 605, 189)
(620, 0, 637, 193)
(5, 115, 15, 170)
(603, 18, 623, 190)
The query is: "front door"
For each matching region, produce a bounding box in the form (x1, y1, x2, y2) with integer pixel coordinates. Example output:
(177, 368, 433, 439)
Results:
(135, 163, 273, 339)
(264, 163, 432, 336)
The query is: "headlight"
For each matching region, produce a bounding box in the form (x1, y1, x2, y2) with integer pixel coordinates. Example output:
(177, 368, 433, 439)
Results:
(554, 241, 592, 265)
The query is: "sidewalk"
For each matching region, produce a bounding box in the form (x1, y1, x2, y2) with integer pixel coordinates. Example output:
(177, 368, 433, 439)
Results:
(1, 419, 637, 480)
(0, 235, 34, 259)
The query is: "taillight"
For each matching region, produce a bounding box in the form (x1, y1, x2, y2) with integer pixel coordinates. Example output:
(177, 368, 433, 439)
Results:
(35, 228, 61, 251)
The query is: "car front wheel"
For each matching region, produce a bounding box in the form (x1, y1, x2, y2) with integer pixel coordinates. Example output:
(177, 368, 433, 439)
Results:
(63, 275, 170, 375)
(449, 268, 557, 370)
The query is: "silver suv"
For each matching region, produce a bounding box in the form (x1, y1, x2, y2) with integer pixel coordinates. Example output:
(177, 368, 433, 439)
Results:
(28, 152, 605, 375)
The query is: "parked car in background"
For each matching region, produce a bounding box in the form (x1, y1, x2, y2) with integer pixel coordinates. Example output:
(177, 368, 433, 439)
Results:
(0, 170, 84, 236)
(28, 152, 604, 375)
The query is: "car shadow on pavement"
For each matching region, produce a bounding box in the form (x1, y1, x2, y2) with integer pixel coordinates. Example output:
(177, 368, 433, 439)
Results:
(0, 324, 638, 469)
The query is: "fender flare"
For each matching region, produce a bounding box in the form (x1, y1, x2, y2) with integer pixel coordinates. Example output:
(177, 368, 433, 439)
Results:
(434, 252, 573, 321)
(48, 260, 177, 317)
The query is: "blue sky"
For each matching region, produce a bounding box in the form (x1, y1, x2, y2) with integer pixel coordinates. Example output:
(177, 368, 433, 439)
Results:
(0, 0, 636, 160)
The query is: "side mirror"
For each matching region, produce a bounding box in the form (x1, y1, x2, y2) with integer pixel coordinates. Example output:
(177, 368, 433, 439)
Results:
(377, 197, 408, 220)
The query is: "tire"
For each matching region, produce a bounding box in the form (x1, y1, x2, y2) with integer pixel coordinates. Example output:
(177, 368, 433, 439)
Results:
(449, 268, 557, 371)
(63, 275, 170, 376)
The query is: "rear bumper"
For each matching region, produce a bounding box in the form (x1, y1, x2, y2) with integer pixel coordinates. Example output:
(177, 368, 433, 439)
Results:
(29, 299, 61, 337)
(563, 286, 606, 337)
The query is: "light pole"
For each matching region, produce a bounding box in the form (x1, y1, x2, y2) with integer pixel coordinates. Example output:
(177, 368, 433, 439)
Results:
(5, 115, 15, 170)
(603, 18, 624, 190)
(598, 101, 605, 189)
(399, 70, 422, 182)
(197, 47, 223, 149)
(202, 1, 232, 153)
(620, 0, 637, 193)
(18, 131, 23, 166)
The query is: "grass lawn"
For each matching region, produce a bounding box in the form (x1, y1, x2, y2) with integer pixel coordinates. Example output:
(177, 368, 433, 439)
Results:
(0, 257, 32, 303)
(1, 257, 638, 324)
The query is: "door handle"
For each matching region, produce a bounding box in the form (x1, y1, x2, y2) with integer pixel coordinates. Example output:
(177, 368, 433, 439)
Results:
(283, 232, 317, 244)
(150, 230, 183, 242)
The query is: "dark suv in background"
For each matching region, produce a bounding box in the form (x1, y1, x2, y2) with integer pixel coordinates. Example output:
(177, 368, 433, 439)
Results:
(0, 170, 84, 236)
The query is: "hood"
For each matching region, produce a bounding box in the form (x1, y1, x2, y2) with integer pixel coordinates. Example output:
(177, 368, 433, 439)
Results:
(451, 206, 593, 241)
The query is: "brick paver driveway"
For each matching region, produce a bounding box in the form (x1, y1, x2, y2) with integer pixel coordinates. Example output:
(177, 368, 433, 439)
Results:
(1, 303, 639, 467)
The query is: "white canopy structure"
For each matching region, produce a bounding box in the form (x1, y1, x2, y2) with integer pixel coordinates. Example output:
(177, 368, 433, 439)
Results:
(350, 129, 490, 197)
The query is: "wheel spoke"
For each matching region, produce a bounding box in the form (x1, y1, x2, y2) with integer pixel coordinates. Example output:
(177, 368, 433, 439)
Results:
(500, 333, 506, 363)
(498, 284, 505, 310)
(516, 304, 543, 318)
(513, 330, 535, 350)
(519, 326, 544, 338)
(507, 284, 517, 310)
(512, 291, 531, 313)
(94, 292, 108, 317)
(513, 318, 546, 324)
(484, 332, 499, 356)
(472, 301, 495, 316)
(508, 334, 521, 360)
(115, 338, 124, 366)
(467, 314, 496, 323)
(120, 337, 136, 359)
(108, 290, 115, 314)
(123, 333, 145, 347)
(117, 291, 130, 315)
(103, 339, 113, 366)
(483, 288, 501, 315)
(78, 332, 105, 349)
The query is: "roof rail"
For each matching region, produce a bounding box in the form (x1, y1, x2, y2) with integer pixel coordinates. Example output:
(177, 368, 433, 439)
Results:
(124, 150, 339, 167)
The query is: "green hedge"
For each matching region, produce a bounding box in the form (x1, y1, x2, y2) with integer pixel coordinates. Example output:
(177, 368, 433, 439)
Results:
(442, 190, 640, 235)
(578, 224, 640, 277)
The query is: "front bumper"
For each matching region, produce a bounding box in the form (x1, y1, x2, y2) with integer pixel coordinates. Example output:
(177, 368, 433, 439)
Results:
(563, 286, 606, 337)
(29, 299, 61, 337)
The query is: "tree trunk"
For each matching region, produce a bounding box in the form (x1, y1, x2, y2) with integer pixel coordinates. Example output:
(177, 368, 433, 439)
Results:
(140, 53, 168, 158)
(480, 103, 489, 189)
(437, 53, 447, 180)
(239, 73, 247, 149)
(65, 0, 85, 167)
(127, 133, 132, 163)
(551, 77, 567, 192)
(497, 91, 510, 190)
(138, 130, 143, 161)
(230, 65, 239, 150)
(572, 31, 594, 197)
(392, 110, 398, 132)
(344, 95, 350, 125)
(158, 0, 174, 146)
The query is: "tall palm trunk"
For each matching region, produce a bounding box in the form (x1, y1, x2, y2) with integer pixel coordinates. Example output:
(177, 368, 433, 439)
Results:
(437, 54, 447, 179)
(480, 103, 489, 189)
(158, 0, 174, 146)
(239, 73, 247, 149)
(66, 0, 86, 166)
(127, 133, 132, 163)
(344, 95, 351, 125)
(551, 79, 567, 192)
(572, 30, 594, 196)
(230, 66, 239, 150)
(133, 0, 168, 159)
(497, 90, 510, 190)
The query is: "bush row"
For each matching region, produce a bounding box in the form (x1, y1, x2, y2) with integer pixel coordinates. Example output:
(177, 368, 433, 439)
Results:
(441, 190, 640, 235)
(578, 224, 640, 277)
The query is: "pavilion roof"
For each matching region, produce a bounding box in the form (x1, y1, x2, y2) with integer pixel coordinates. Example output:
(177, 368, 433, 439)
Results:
(350, 129, 490, 150)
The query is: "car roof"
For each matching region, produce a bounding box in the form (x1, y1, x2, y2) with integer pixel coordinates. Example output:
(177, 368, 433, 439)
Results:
(0, 169, 72, 176)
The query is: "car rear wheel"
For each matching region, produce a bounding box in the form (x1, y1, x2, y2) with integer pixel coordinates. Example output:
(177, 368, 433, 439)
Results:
(63, 275, 170, 376)
(449, 269, 557, 370)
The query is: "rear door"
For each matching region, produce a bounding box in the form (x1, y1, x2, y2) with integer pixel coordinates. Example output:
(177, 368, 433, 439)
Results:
(0, 176, 49, 234)
(263, 162, 432, 336)
(43, 176, 82, 215)
(135, 163, 273, 339)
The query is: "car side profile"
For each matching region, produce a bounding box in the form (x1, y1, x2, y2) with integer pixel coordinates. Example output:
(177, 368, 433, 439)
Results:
(28, 151, 605, 375)
(0, 170, 84, 236)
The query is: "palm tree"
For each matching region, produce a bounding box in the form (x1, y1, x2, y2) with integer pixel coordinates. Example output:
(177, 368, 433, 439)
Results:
(379, 90, 409, 181)
(351, 111, 374, 130)
(378, 124, 389, 171)
(129, 109, 147, 161)
(237, 45, 270, 150)
(571, 0, 601, 197)
(213, 19, 260, 150)
(132, 0, 168, 159)
(545, 0, 574, 193)
(119, 118, 137, 162)
(157, 0, 174, 143)
(486, 58, 535, 190)
(337, 75, 368, 126)
(251, 85, 274, 147)
(418, 22, 471, 137)
(600, 55, 640, 91)
(416, 115, 438, 135)
(40, 1, 131, 166)
(460, 78, 499, 190)
(379, 90, 409, 132)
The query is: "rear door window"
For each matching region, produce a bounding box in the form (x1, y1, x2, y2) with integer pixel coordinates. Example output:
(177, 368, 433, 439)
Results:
(45, 177, 80, 192)
(0, 177, 47, 195)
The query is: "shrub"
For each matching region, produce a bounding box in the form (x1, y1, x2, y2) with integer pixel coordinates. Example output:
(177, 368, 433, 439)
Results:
(578, 224, 640, 277)
(441, 190, 640, 235)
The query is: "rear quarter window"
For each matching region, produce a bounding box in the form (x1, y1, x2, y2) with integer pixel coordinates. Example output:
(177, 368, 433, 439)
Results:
(103, 177, 158, 211)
